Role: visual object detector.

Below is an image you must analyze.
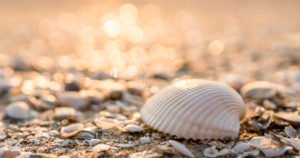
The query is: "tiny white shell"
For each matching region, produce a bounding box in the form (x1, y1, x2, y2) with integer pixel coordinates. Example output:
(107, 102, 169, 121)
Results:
(141, 79, 245, 140)
(169, 140, 195, 158)
(123, 124, 144, 133)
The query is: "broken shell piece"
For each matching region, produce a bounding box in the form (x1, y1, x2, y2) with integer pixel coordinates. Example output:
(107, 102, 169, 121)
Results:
(141, 79, 245, 140)
(123, 124, 144, 133)
(275, 112, 300, 124)
(61, 123, 84, 138)
(94, 117, 121, 130)
(129, 151, 162, 158)
(92, 144, 111, 152)
(284, 126, 297, 138)
(248, 136, 292, 157)
(280, 137, 300, 150)
(169, 140, 195, 158)
(274, 112, 300, 125)
(239, 149, 260, 158)
(241, 81, 283, 99)
(5, 102, 37, 120)
(260, 146, 292, 157)
(231, 142, 250, 153)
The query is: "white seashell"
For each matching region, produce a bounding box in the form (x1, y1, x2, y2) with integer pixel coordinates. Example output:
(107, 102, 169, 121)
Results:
(92, 144, 111, 152)
(169, 140, 195, 158)
(123, 124, 144, 133)
(141, 79, 245, 140)
(60, 123, 84, 138)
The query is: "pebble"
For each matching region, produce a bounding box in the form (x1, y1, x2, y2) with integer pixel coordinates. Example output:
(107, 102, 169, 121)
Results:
(241, 81, 282, 99)
(169, 140, 195, 158)
(58, 92, 88, 109)
(274, 112, 300, 124)
(5, 102, 37, 120)
(117, 143, 135, 148)
(54, 107, 77, 119)
(49, 130, 60, 137)
(123, 124, 144, 133)
(0, 79, 10, 96)
(87, 139, 101, 146)
(92, 144, 111, 152)
(139, 137, 151, 144)
(60, 123, 84, 138)
(65, 81, 80, 91)
(76, 131, 95, 140)
(1, 150, 20, 158)
(109, 90, 123, 100)
(106, 105, 121, 113)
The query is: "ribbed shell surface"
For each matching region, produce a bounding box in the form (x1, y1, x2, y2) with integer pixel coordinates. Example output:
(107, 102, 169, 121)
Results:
(141, 79, 245, 140)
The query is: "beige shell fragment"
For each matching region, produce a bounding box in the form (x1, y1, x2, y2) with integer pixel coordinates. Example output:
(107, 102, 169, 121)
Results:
(141, 79, 245, 140)
(60, 123, 84, 138)
(169, 140, 195, 158)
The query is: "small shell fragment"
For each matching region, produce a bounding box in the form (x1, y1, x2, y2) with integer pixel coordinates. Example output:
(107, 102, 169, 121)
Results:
(284, 126, 297, 138)
(203, 146, 219, 158)
(141, 79, 245, 140)
(241, 81, 283, 99)
(231, 142, 250, 153)
(123, 124, 144, 133)
(94, 117, 121, 130)
(61, 123, 84, 138)
(92, 144, 111, 152)
(169, 140, 195, 158)
(274, 112, 300, 124)
(248, 136, 292, 157)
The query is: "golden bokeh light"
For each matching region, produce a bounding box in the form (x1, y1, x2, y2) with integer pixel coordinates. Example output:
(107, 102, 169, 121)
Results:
(103, 19, 120, 38)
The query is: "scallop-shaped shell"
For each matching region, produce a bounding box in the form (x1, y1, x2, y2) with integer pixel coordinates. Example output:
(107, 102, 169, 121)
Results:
(141, 79, 245, 140)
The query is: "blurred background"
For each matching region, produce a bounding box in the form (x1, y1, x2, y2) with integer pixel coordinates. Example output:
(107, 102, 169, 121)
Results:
(1, 0, 300, 80)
